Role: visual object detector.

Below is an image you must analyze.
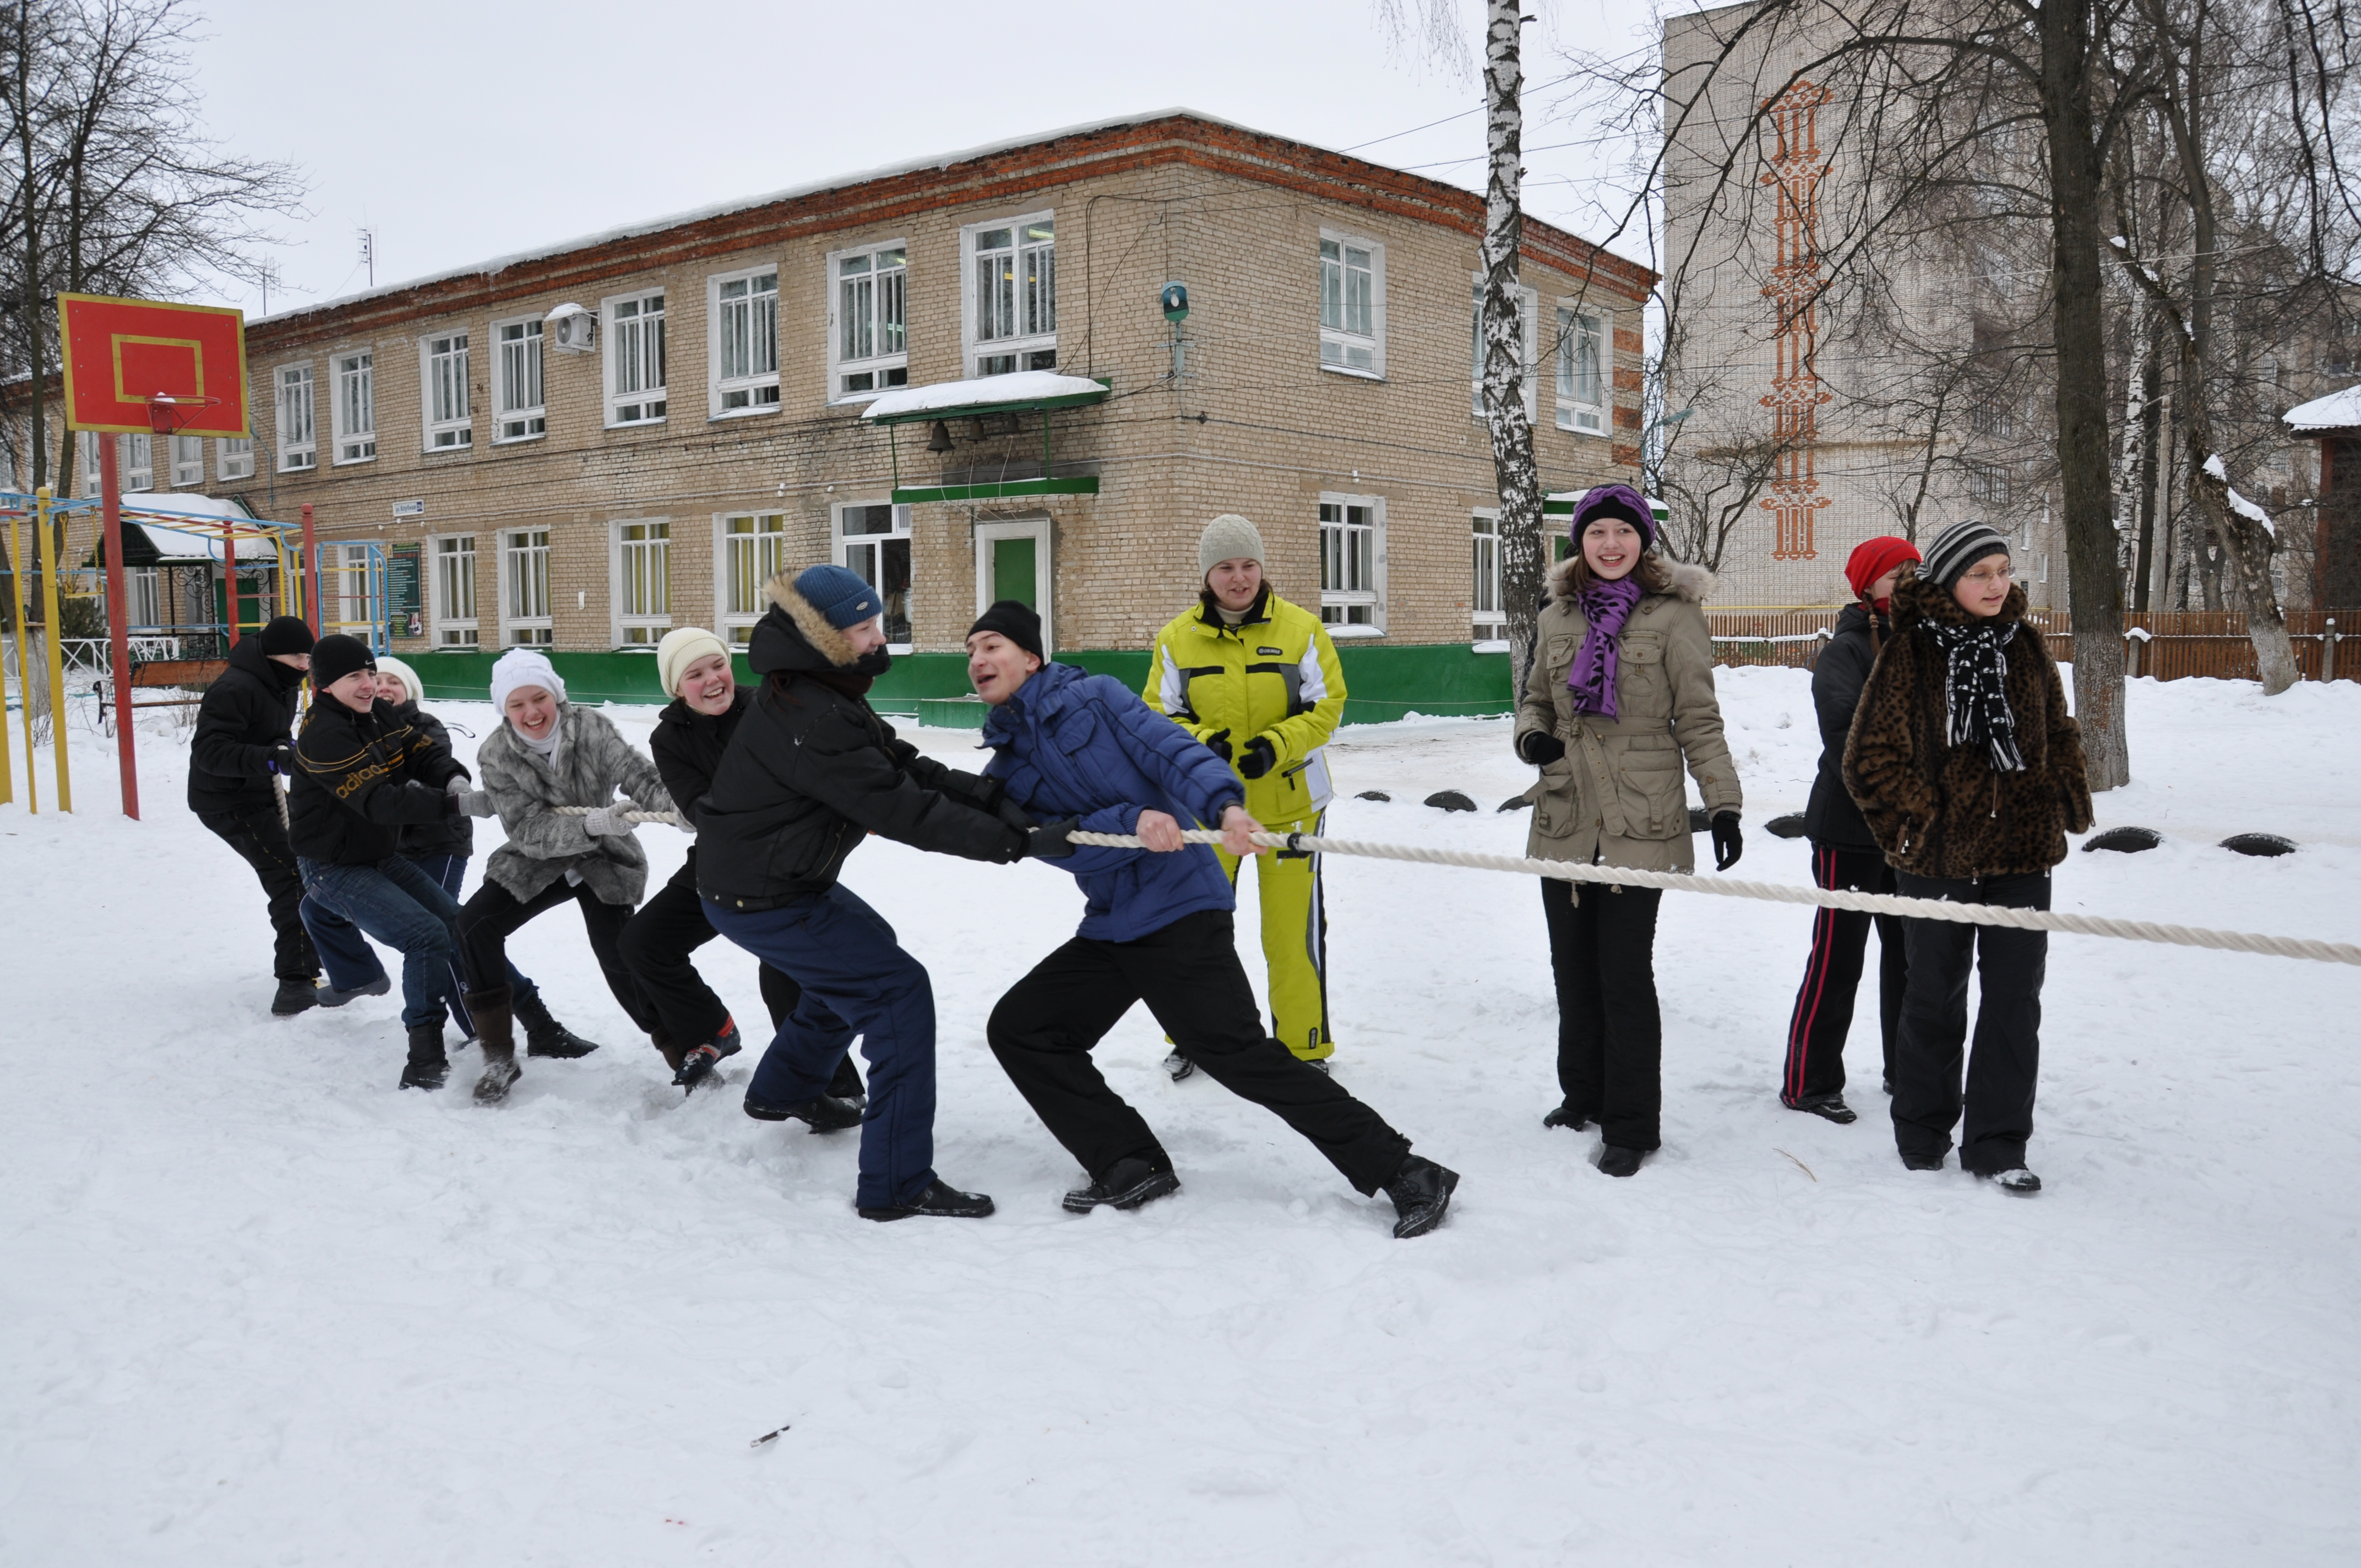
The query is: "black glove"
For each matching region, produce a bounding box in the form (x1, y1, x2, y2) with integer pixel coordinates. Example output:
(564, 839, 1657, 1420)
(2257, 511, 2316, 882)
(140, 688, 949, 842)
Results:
(266, 744, 296, 777)
(1236, 737, 1278, 780)
(1710, 811, 1744, 872)
(1204, 728, 1233, 763)
(1518, 731, 1566, 766)
(1023, 816, 1079, 860)
(993, 796, 1035, 834)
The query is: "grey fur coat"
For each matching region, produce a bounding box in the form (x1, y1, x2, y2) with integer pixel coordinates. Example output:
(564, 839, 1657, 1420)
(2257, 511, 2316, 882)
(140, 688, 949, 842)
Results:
(476, 703, 674, 905)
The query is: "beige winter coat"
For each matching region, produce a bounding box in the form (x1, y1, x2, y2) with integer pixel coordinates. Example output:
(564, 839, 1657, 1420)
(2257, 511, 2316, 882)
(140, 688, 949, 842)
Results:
(1513, 557, 1743, 873)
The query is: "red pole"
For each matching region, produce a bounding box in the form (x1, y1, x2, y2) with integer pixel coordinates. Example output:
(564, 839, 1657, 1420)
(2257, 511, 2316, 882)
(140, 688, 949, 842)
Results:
(224, 522, 240, 649)
(99, 438, 140, 819)
(301, 502, 319, 634)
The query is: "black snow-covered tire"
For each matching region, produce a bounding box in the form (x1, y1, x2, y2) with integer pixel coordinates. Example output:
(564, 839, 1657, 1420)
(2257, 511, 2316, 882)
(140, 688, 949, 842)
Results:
(2219, 832, 2297, 857)
(2082, 826, 2164, 853)
(1424, 790, 1477, 813)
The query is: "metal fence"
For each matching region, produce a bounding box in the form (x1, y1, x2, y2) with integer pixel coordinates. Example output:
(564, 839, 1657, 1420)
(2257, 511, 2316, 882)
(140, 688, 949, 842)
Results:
(1707, 607, 2355, 682)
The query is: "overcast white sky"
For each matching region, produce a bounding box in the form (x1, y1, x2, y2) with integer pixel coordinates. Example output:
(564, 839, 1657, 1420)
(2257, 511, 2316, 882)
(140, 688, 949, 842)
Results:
(178, 0, 1671, 318)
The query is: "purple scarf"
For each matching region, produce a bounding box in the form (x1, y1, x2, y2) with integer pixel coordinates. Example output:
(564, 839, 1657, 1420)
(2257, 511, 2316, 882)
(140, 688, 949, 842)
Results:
(1565, 576, 1646, 718)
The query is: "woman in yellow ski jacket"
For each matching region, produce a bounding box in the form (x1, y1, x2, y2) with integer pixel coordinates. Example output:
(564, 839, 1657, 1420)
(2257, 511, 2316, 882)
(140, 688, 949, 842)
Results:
(1144, 514, 1346, 1068)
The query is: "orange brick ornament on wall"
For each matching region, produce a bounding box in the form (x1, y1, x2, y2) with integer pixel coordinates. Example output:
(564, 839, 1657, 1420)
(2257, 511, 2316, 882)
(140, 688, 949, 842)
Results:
(55, 293, 251, 435)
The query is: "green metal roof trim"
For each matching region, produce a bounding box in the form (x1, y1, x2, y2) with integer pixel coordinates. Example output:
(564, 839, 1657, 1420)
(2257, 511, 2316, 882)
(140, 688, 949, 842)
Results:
(890, 475, 1101, 504)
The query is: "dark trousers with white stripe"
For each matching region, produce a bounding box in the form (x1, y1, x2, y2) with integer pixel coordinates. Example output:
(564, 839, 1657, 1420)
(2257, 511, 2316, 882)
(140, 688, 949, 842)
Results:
(1781, 843, 1907, 1105)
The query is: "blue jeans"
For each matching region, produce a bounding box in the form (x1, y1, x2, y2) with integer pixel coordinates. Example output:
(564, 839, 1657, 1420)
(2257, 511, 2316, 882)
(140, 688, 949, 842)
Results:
(296, 854, 464, 1032)
(707, 885, 938, 1210)
(300, 853, 533, 1035)
(407, 853, 533, 1036)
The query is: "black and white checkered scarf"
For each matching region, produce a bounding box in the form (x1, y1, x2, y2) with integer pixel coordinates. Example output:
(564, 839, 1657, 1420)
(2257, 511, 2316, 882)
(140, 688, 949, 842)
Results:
(1925, 620, 2025, 772)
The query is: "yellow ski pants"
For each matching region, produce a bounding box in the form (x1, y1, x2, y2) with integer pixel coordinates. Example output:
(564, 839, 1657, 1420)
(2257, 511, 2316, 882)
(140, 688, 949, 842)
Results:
(1217, 810, 1332, 1061)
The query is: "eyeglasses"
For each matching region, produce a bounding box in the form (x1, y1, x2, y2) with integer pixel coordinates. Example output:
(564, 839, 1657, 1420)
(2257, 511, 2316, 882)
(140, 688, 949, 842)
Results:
(1961, 564, 2015, 585)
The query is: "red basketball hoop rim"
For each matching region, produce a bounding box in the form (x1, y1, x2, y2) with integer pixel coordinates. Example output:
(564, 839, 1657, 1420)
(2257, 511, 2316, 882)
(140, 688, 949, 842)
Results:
(146, 392, 225, 435)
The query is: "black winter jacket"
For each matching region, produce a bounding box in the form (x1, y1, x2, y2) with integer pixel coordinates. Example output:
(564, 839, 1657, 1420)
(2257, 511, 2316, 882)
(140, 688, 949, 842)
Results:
(695, 578, 1025, 910)
(651, 682, 754, 879)
(391, 703, 477, 858)
(1803, 602, 1884, 851)
(287, 695, 466, 866)
(186, 636, 307, 816)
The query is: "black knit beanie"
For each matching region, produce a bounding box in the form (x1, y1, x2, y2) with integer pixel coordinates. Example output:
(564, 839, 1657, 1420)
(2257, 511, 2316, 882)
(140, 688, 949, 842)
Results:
(967, 600, 1045, 665)
(259, 615, 316, 657)
(309, 634, 377, 691)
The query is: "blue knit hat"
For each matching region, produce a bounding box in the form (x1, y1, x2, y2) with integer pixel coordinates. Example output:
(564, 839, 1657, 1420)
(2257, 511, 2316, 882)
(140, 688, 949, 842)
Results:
(793, 563, 883, 629)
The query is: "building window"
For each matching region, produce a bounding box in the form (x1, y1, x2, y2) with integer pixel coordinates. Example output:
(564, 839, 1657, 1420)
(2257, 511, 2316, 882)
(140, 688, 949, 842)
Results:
(494, 318, 546, 442)
(1967, 463, 2010, 508)
(218, 437, 254, 480)
(969, 215, 1056, 377)
(81, 432, 101, 489)
(128, 566, 163, 628)
(1470, 281, 1539, 421)
(501, 527, 552, 644)
(613, 519, 671, 644)
(1318, 496, 1384, 633)
(433, 535, 478, 647)
(276, 364, 316, 470)
(712, 267, 780, 413)
(832, 242, 909, 400)
(605, 290, 666, 425)
(331, 350, 376, 462)
(422, 331, 472, 450)
(1555, 307, 1607, 434)
(1319, 233, 1384, 375)
(122, 434, 155, 491)
(720, 511, 789, 644)
(835, 502, 912, 646)
(169, 435, 204, 486)
(1471, 511, 1505, 644)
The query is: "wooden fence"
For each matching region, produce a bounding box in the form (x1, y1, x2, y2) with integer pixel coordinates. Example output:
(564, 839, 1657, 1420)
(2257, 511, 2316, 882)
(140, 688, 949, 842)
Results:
(1706, 607, 2357, 682)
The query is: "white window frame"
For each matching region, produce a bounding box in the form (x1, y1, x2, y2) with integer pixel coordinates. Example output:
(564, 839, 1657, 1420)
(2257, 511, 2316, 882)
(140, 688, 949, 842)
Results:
(497, 526, 553, 645)
(1318, 492, 1387, 636)
(420, 329, 473, 451)
(708, 263, 782, 418)
(1318, 229, 1386, 379)
(831, 499, 914, 652)
(169, 434, 204, 487)
(275, 363, 317, 471)
(493, 317, 547, 443)
(122, 434, 155, 492)
(603, 288, 667, 426)
(828, 238, 910, 402)
(610, 517, 672, 645)
(431, 532, 479, 648)
(217, 435, 255, 481)
(1471, 509, 1506, 647)
(1471, 278, 1540, 422)
(80, 432, 101, 490)
(1554, 304, 1609, 435)
(127, 565, 164, 628)
(331, 348, 376, 464)
(972, 515, 1054, 656)
(716, 510, 791, 645)
(963, 210, 1057, 378)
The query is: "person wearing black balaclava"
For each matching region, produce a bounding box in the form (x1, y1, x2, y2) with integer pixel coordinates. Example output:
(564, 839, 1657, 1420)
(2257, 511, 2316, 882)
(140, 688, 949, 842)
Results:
(1843, 520, 2094, 1195)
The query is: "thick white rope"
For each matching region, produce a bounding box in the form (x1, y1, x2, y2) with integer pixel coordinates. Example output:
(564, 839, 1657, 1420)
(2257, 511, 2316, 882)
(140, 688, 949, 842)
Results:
(549, 807, 2360, 968)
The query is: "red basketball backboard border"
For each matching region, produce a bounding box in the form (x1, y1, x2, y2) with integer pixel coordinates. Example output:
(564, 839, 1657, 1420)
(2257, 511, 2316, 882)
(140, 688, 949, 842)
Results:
(56, 292, 251, 437)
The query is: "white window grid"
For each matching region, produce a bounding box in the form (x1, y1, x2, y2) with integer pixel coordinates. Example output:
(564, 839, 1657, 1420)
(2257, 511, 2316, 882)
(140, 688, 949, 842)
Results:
(711, 266, 780, 415)
(217, 436, 255, 480)
(122, 434, 154, 492)
(1471, 510, 1505, 644)
(499, 527, 552, 645)
(170, 434, 204, 486)
(831, 241, 909, 400)
(128, 566, 163, 628)
(718, 511, 790, 644)
(1318, 231, 1385, 377)
(967, 213, 1056, 377)
(333, 349, 376, 462)
(1470, 280, 1540, 422)
(1555, 306, 1608, 434)
(421, 331, 472, 450)
(613, 519, 671, 644)
(432, 534, 479, 647)
(1318, 494, 1386, 634)
(605, 290, 667, 425)
(275, 363, 316, 471)
(834, 500, 913, 648)
(494, 318, 546, 442)
(80, 432, 101, 489)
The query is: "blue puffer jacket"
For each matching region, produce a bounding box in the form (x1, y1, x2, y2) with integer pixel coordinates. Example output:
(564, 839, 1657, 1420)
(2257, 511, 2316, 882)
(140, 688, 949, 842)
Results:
(982, 661, 1247, 943)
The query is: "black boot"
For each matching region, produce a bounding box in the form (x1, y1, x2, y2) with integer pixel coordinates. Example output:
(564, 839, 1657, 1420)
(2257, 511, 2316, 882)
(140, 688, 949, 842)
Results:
(467, 985, 521, 1104)
(673, 1016, 745, 1092)
(826, 1051, 867, 1107)
(399, 1025, 449, 1091)
(513, 988, 602, 1058)
(1598, 1145, 1645, 1178)
(318, 972, 391, 1009)
(1542, 1102, 1590, 1130)
(858, 1179, 995, 1222)
(271, 977, 320, 1017)
(1384, 1155, 1459, 1239)
(742, 1090, 863, 1132)
(1062, 1156, 1180, 1214)
(1785, 1092, 1858, 1124)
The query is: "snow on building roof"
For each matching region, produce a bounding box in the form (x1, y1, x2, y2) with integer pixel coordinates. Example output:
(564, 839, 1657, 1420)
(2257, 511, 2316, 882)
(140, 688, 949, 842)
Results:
(116, 491, 279, 560)
(861, 372, 1110, 423)
(2283, 384, 2361, 433)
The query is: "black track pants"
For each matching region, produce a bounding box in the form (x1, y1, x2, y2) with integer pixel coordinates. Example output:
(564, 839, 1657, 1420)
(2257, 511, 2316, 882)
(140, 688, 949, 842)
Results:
(1541, 877, 1664, 1151)
(986, 910, 1412, 1195)
(620, 858, 803, 1046)
(459, 878, 656, 1033)
(200, 805, 320, 982)
(1891, 869, 2049, 1174)
(1781, 843, 1907, 1103)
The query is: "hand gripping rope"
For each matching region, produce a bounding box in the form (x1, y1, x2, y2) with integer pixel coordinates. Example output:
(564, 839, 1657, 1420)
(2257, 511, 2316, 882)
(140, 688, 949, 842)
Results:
(553, 808, 2361, 968)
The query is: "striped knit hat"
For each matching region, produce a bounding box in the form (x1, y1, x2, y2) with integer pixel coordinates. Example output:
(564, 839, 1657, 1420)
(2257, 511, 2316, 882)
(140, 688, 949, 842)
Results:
(1922, 520, 2010, 591)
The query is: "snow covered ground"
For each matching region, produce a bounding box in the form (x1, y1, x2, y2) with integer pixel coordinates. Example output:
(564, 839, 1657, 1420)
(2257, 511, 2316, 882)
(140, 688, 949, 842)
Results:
(3, 669, 2357, 1566)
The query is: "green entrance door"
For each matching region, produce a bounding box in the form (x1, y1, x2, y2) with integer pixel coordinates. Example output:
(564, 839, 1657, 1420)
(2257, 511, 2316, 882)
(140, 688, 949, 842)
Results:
(991, 535, 1037, 608)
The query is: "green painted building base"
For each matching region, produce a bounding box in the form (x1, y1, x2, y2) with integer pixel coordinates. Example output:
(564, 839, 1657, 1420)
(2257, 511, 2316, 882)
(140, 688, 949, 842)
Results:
(411, 643, 1513, 726)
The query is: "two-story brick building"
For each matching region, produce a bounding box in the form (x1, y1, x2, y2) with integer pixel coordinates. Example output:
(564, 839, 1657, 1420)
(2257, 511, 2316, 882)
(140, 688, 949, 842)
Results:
(37, 110, 1652, 718)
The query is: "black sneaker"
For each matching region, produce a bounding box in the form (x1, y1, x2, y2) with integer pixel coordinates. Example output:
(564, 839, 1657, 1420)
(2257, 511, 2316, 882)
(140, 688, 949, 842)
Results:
(1063, 1157, 1180, 1214)
(1786, 1093, 1858, 1124)
(1384, 1155, 1460, 1238)
(1598, 1145, 1645, 1178)
(743, 1092, 863, 1133)
(317, 972, 391, 1009)
(1542, 1102, 1590, 1131)
(1980, 1167, 2042, 1195)
(858, 1179, 995, 1222)
(1900, 1150, 1946, 1172)
(672, 1017, 745, 1092)
(1162, 1050, 1195, 1082)
(271, 978, 320, 1017)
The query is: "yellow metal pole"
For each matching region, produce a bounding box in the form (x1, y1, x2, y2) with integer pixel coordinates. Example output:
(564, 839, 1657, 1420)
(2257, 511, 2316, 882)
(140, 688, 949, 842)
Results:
(9, 506, 40, 811)
(35, 486, 72, 812)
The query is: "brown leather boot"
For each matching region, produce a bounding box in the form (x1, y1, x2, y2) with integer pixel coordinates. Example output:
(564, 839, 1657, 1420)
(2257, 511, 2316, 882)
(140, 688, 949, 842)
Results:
(467, 985, 521, 1104)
